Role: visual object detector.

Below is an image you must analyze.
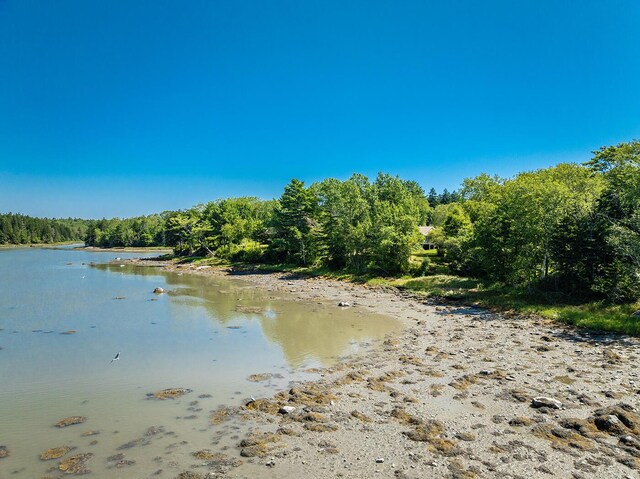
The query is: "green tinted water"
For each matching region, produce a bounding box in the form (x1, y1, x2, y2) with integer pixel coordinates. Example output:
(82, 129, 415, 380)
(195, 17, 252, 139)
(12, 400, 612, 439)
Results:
(0, 247, 400, 477)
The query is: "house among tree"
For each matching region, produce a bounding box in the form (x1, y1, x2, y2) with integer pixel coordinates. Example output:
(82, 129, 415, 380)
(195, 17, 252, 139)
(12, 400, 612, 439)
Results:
(419, 225, 436, 250)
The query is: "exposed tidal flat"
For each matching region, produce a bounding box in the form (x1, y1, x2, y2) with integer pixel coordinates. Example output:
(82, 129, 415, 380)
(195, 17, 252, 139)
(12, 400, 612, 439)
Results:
(122, 257, 640, 479)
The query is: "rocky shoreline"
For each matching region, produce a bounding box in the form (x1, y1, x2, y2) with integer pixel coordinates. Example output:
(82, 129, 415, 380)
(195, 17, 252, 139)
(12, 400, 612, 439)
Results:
(127, 258, 640, 479)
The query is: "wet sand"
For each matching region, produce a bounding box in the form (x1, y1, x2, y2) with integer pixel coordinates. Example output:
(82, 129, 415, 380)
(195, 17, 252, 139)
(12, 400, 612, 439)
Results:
(126, 259, 640, 479)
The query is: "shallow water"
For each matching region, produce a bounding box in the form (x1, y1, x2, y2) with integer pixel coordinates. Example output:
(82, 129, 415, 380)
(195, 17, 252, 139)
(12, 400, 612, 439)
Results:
(0, 247, 400, 477)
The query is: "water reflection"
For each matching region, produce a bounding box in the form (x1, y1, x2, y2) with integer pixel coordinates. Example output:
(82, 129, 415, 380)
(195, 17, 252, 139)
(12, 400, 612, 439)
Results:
(99, 263, 400, 367)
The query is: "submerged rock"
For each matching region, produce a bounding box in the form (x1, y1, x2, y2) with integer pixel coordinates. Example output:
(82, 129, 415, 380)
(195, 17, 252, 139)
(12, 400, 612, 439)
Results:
(235, 305, 263, 314)
(247, 373, 272, 382)
(150, 388, 192, 400)
(210, 406, 237, 425)
(55, 416, 87, 428)
(0, 445, 9, 458)
(40, 446, 72, 460)
(177, 472, 203, 479)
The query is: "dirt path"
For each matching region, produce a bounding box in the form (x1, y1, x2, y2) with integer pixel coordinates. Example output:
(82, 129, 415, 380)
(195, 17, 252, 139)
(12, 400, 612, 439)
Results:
(129, 259, 640, 479)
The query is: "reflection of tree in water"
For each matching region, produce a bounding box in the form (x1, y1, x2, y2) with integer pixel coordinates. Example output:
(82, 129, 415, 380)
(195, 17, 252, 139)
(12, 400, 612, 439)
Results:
(102, 264, 400, 368)
(257, 307, 399, 368)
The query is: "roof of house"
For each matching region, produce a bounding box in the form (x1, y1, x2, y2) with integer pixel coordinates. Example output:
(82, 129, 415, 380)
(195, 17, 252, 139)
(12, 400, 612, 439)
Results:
(418, 225, 435, 236)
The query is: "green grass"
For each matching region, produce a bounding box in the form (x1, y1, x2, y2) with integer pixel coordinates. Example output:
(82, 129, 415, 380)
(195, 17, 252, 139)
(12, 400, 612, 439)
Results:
(381, 274, 640, 336)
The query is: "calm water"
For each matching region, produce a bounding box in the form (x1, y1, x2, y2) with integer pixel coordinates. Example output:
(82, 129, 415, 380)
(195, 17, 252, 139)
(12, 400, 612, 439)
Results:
(0, 247, 400, 477)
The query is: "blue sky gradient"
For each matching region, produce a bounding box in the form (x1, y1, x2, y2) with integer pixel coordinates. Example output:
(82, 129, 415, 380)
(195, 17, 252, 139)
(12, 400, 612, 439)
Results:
(1, 0, 639, 218)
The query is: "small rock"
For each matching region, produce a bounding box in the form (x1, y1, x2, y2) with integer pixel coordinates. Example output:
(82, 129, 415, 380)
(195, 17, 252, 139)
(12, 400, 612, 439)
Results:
(531, 397, 562, 409)
(338, 302, 351, 307)
(153, 287, 164, 294)
(279, 406, 296, 415)
(0, 445, 9, 459)
(375, 458, 384, 463)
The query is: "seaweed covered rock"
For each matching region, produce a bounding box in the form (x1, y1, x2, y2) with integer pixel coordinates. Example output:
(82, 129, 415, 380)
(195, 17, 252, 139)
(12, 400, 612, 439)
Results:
(590, 404, 640, 436)
(58, 452, 93, 474)
(55, 416, 87, 428)
(40, 446, 72, 460)
(150, 388, 192, 400)
(238, 433, 282, 458)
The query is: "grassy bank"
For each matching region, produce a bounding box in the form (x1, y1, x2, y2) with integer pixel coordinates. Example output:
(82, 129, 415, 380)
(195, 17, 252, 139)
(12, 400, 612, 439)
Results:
(386, 275, 640, 336)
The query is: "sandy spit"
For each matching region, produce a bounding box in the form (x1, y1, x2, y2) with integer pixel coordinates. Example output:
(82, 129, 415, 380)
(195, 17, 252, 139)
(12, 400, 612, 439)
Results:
(128, 258, 640, 479)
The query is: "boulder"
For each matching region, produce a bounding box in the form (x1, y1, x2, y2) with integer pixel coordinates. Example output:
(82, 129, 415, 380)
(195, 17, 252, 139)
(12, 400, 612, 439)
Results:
(531, 397, 563, 409)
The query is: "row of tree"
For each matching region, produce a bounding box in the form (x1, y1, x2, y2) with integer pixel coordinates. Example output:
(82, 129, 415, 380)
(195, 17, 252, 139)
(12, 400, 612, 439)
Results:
(431, 140, 640, 302)
(160, 174, 431, 274)
(0, 213, 89, 244)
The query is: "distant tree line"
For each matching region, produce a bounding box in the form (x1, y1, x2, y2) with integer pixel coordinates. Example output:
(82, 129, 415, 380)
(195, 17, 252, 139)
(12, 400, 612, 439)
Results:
(84, 214, 169, 248)
(0, 213, 89, 244)
(427, 187, 461, 206)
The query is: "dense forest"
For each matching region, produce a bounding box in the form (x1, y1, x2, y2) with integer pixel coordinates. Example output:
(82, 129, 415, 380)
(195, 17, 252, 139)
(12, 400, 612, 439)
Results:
(0, 213, 89, 244)
(3, 140, 638, 304)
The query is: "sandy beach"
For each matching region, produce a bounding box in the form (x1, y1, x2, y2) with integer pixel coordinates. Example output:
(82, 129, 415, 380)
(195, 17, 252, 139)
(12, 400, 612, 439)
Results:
(126, 258, 640, 479)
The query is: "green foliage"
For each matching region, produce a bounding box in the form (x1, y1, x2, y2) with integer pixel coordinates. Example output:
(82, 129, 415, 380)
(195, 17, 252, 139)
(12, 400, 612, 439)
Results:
(431, 140, 639, 304)
(586, 142, 640, 301)
(270, 179, 321, 266)
(314, 174, 372, 271)
(163, 197, 274, 259)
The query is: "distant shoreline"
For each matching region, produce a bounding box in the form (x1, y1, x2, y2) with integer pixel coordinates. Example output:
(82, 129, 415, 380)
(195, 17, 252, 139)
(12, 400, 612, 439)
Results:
(78, 245, 173, 254)
(0, 241, 82, 249)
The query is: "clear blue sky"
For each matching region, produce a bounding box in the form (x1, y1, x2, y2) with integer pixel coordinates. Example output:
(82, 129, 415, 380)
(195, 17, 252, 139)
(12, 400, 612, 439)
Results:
(1, 0, 639, 218)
